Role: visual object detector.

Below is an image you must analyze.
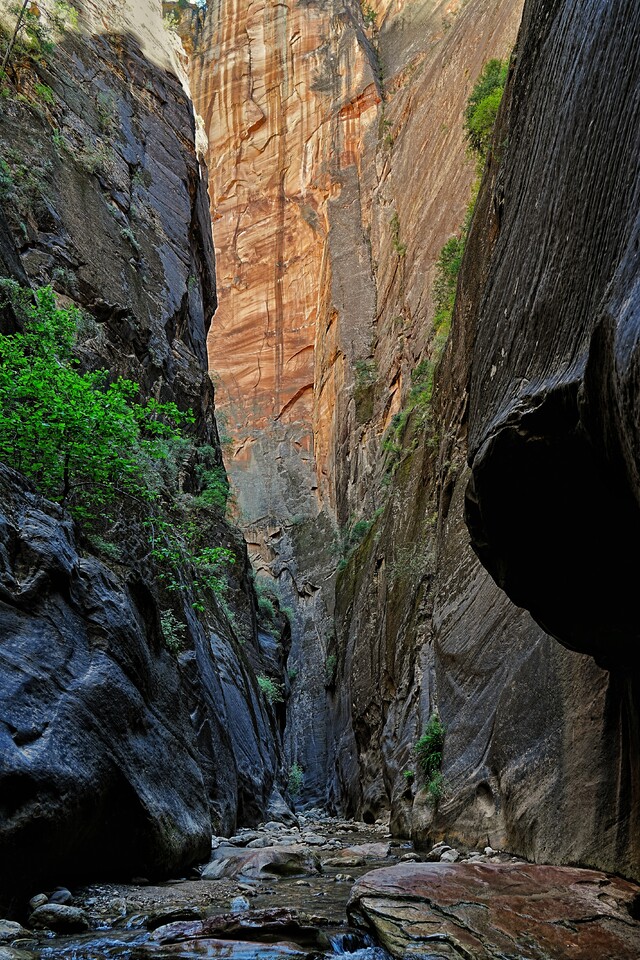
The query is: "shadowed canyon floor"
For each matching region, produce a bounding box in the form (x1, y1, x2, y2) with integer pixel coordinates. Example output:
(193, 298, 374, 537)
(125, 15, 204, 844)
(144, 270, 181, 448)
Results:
(2, 815, 639, 960)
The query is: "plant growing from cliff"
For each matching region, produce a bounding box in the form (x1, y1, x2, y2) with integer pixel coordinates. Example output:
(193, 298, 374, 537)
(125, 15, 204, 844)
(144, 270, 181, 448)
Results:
(257, 674, 284, 705)
(0, 0, 70, 81)
(361, 1, 377, 29)
(0, 283, 238, 612)
(288, 761, 304, 800)
(390, 212, 407, 257)
(160, 609, 186, 655)
(464, 58, 508, 167)
(0, 283, 189, 512)
(415, 713, 445, 804)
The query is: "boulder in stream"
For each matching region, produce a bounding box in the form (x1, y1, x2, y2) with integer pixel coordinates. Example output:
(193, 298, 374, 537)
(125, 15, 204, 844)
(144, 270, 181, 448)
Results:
(201, 847, 320, 880)
(347, 862, 640, 959)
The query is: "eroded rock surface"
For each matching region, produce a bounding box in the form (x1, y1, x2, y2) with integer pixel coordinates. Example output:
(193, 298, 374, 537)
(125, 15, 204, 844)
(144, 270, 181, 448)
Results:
(0, 0, 285, 906)
(348, 862, 640, 959)
(464, 0, 640, 670)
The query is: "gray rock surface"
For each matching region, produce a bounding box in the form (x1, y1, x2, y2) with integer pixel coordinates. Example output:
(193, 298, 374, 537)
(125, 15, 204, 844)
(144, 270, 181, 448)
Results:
(28, 904, 89, 933)
(0, 0, 283, 911)
(465, 0, 640, 671)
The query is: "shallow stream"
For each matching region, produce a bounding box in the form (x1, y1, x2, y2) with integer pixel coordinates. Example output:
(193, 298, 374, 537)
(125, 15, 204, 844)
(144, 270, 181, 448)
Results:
(12, 814, 407, 960)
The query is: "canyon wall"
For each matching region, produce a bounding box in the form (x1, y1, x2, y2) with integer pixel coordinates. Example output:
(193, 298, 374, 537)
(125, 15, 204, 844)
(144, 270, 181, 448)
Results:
(190, 0, 639, 879)
(190, 0, 522, 800)
(0, 0, 287, 905)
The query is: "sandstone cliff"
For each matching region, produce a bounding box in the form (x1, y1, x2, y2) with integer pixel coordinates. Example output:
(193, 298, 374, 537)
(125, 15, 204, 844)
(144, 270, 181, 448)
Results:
(0, 0, 287, 905)
(187, 0, 639, 881)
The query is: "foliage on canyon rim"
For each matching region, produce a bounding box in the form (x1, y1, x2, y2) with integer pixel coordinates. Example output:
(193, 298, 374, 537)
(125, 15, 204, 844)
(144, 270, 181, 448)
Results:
(0, 0, 77, 85)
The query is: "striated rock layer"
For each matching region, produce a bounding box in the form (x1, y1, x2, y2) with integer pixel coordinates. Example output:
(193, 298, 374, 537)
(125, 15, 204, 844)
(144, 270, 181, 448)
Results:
(187, 0, 637, 882)
(190, 0, 523, 800)
(464, 0, 640, 670)
(0, 0, 286, 906)
(328, 0, 640, 880)
(348, 863, 640, 959)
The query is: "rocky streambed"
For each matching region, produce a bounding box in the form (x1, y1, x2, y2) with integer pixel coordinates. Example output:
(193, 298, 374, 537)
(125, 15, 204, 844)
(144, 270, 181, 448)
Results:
(1, 812, 639, 960)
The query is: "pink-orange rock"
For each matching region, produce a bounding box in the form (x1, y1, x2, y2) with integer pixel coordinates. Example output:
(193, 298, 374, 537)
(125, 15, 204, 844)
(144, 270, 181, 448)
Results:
(348, 863, 640, 959)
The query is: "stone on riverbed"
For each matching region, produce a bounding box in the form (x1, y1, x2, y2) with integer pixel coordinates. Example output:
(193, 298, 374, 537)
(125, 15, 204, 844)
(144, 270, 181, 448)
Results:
(347, 863, 640, 959)
(0, 948, 35, 960)
(201, 846, 320, 880)
(149, 908, 329, 950)
(0, 923, 31, 946)
(322, 843, 391, 868)
(28, 904, 90, 933)
(138, 936, 316, 960)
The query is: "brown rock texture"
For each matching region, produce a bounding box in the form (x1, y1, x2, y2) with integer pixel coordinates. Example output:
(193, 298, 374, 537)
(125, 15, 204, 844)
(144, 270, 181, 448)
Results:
(188, 0, 524, 801)
(348, 862, 640, 959)
(323, 0, 640, 884)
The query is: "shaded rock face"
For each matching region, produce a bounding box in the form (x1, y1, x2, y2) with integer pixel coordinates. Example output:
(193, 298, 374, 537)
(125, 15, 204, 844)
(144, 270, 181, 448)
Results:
(0, 464, 211, 892)
(348, 862, 640, 959)
(0, 0, 285, 904)
(464, 0, 640, 670)
(318, 0, 640, 885)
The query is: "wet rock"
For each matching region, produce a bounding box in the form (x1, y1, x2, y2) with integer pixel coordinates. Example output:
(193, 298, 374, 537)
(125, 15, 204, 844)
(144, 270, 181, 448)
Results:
(322, 843, 391, 868)
(0, 948, 35, 960)
(146, 908, 203, 931)
(139, 936, 316, 960)
(150, 908, 329, 947)
(0, 923, 30, 945)
(399, 853, 420, 863)
(348, 863, 640, 959)
(247, 838, 274, 849)
(28, 904, 90, 933)
(231, 897, 251, 913)
(27, 896, 47, 912)
(48, 888, 73, 905)
(202, 847, 320, 880)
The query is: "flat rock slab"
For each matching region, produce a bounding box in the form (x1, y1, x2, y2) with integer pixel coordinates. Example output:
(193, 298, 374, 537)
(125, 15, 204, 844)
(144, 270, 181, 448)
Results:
(347, 863, 640, 959)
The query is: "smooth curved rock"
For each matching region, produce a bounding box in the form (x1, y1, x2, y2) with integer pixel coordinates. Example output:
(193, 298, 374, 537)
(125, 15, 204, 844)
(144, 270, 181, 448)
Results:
(465, 0, 640, 670)
(348, 862, 640, 959)
(201, 846, 320, 880)
(28, 904, 90, 933)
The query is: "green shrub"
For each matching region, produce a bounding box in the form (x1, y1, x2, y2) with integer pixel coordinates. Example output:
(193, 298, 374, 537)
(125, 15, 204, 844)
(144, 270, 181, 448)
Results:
(257, 674, 284, 705)
(288, 761, 304, 799)
(390, 212, 407, 257)
(258, 594, 276, 622)
(325, 653, 337, 685)
(0, 282, 236, 611)
(0, 284, 187, 511)
(464, 58, 508, 165)
(160, 610, 186, 654)
(415, 714, 445, 804)
(33, 82, 55, 105)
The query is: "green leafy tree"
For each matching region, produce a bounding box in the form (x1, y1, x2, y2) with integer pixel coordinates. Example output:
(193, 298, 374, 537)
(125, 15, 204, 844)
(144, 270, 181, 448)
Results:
(0, 284, 189, 517)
